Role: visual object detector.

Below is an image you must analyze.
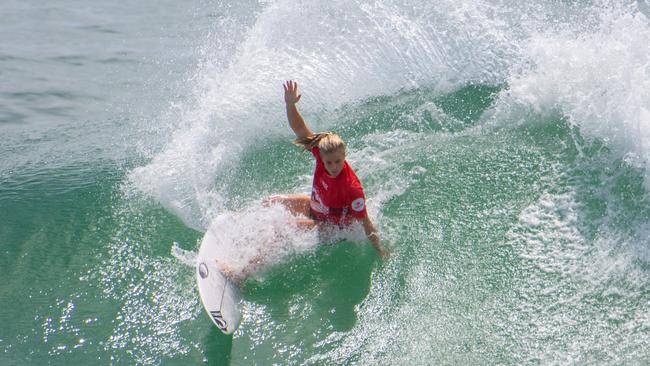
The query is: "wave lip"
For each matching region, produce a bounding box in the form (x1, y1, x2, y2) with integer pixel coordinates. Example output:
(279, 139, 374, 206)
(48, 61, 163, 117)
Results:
(505, 3, 650, 188)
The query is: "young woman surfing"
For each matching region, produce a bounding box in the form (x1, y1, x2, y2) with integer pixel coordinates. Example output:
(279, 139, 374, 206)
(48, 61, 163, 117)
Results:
(217, 81, 388, 285)
(267, 80, 388, 258)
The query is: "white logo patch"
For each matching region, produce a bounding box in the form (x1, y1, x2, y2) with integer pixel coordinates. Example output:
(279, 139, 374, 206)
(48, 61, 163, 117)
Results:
(351, 198, 365, 212)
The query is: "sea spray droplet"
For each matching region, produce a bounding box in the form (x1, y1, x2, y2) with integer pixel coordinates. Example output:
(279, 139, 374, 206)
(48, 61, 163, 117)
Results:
(201, 203, 321, 278)
(170, 242, 197, 267)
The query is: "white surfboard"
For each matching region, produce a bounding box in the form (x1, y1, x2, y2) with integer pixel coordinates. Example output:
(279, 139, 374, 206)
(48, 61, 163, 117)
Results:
(196, 224, 242, 335)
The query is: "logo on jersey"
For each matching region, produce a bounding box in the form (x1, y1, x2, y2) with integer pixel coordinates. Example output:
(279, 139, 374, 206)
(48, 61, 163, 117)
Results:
(351, 198, 365, 212)
(321, 179, 329, 190)
(311, 190, 329, 214)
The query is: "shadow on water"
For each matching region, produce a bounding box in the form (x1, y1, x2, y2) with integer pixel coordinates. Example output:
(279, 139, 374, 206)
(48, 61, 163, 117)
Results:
(245, 240, 378, 332)
(202, 327, 233, 366)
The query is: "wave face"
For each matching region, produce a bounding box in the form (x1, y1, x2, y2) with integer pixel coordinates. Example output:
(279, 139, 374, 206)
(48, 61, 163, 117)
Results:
(2, 0, 650, 365)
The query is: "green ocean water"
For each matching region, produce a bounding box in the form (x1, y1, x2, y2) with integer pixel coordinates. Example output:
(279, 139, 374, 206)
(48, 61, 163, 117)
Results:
(2, 1, 650, 365)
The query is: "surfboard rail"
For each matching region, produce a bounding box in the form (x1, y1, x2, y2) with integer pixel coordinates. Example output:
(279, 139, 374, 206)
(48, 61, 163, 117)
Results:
(196, 226, 243, 335)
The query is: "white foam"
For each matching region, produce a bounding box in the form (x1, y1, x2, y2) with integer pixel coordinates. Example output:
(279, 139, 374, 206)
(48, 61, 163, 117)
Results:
(351, 129, 430, 213)
(125, 0, 550, 230)
(170, 242, 196, 267)
(510, 183, 650, 288)
(505, 2, 650, 188)
(114, 1, 650, 363)
(202, 203, 320, 277)
(509, 190, 587, 276)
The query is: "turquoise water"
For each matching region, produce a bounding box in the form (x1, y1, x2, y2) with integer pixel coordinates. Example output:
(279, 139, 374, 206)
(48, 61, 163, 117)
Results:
(2, 1, 650, 365)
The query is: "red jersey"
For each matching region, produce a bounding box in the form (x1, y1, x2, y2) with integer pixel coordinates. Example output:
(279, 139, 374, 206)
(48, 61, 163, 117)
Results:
(309, 147, 368, 224)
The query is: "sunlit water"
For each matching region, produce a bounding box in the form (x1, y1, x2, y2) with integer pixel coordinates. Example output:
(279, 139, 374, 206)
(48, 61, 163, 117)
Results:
(2, 0, 650, 364)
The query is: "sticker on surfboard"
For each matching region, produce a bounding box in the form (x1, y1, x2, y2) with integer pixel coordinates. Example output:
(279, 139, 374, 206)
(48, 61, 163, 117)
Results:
(196, 224, 242, 335)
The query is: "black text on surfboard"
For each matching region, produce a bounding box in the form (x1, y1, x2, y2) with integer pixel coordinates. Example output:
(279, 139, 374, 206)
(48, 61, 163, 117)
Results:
(210, 310, 228, 331)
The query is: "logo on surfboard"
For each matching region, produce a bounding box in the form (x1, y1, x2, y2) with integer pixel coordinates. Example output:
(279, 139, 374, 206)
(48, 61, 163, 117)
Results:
(210, 310, 228, 331)
(198, 263, 209, 279)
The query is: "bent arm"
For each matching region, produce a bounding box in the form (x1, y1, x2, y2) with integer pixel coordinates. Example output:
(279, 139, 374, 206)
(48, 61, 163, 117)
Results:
(284, 80, 314, 140)
(361, 215, 388, 258)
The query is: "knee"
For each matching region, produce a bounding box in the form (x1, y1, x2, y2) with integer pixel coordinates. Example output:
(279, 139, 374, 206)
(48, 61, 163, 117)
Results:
(262, 194, 287, 206)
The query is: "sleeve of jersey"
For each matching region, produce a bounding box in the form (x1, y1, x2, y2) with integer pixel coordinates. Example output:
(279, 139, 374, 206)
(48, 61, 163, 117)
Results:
(348, 185, 368, 218)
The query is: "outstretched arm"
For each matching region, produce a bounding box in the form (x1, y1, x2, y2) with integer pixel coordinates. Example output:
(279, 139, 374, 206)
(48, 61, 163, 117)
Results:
(361, 215, 389, 258)
(284, 80, 314, 140)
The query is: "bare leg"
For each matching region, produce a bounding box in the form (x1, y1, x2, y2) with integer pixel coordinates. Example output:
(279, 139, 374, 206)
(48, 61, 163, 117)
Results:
(263, 194, 311, 217)
(295, 218, 318, 229)
(218, 195, 319, 285)
(266, 196, 323, 236)
(263, 195, 322, 232)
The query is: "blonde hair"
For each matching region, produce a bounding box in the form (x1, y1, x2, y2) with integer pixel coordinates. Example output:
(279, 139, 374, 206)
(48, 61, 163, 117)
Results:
(293, 132, 346, 155)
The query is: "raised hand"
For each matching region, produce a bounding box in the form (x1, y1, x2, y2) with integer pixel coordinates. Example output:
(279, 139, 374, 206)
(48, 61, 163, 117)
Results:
(283, 80, 302, 105)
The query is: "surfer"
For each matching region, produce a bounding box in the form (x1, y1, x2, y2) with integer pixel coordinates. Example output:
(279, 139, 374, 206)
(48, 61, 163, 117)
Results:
(215, 80, 388, 285)
(267, 80, 388, 258)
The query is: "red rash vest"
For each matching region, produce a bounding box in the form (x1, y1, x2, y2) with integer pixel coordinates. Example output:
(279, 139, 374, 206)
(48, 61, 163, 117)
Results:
(309, 146, 368, 225)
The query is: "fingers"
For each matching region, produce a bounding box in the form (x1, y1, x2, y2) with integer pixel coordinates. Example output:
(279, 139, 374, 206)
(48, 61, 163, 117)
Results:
(284, 80, 298, 93)
(283, 80, 301, 104)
